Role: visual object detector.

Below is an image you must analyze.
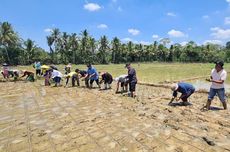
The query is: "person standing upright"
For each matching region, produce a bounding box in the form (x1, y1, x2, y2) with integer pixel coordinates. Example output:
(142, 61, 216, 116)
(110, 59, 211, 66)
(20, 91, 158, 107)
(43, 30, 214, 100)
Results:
(34, 61, 41, 76)
(125, 63, 137, 98)
(203, 61, 228, 110)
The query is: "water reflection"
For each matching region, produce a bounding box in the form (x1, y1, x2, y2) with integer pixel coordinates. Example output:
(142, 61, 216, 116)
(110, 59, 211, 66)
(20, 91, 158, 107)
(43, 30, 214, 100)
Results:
(192, 80, 230, 93)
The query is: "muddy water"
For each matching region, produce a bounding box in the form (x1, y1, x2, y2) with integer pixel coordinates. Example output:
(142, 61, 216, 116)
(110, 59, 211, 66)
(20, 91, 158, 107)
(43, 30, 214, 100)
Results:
(0, 80, 229, 152)
(192, 80, 230, 93)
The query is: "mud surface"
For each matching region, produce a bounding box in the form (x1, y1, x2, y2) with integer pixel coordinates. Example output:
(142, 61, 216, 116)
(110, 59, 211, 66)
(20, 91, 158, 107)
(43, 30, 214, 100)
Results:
(0, 81, 230, 152)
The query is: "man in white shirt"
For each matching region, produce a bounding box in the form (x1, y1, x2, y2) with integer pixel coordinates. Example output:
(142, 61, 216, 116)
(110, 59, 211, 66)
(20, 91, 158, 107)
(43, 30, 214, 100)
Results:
(115, 74, 128, 93)
(203, 61, 227, 110)
(51, 69, 63, 87)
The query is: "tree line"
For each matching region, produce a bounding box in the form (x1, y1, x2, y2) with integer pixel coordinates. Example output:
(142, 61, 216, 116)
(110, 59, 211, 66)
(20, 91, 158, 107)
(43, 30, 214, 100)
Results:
(1, 21, 230, 65)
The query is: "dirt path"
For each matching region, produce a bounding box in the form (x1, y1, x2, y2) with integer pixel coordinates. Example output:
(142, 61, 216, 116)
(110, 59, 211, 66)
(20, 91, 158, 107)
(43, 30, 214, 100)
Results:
(0, 81, 229, 152)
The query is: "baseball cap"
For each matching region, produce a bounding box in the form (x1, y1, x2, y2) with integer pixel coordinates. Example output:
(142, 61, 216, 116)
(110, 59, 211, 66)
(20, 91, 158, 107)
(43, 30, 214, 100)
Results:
(214, 61, 224, 67)
(125, 63, 130, 68)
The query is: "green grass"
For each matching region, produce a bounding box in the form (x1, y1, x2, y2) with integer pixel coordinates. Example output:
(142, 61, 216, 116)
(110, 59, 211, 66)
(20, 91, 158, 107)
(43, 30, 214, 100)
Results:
(16, 62, 230, 84)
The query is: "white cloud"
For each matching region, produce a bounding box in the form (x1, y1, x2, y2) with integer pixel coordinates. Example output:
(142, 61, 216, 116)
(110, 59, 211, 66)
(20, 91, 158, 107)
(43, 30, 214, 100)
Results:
(128, 28, 140, 36)
(121, 38, 141, 44)
(152, 34, 159, 39)
(226, 0, 230, 4)
(168, 29, 186, 38)
(167, 12, 176, 17)
(180, 41, 188, 46)
(122, 37, 132, 42)
(210, 27, 230, 39)
(97, 24, 108, 29)
(44, 28, 52, 33)
(225, 17, 230, 25)
(203, 40, 223, 45)
(140, 41, 151, 45)
(202, 15, 209, 19)
(84, 3, 101, 11)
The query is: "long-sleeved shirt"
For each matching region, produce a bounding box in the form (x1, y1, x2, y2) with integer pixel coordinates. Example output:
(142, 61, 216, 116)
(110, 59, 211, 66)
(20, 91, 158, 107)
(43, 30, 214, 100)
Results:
(127, 68, 137, 83)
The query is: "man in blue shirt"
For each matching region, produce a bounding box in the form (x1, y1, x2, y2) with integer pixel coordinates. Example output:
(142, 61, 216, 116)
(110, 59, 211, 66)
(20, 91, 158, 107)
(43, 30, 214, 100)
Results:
(169, 82, 195, 105)
(87, 64, 100, 88)
(34, 61, 41, 76)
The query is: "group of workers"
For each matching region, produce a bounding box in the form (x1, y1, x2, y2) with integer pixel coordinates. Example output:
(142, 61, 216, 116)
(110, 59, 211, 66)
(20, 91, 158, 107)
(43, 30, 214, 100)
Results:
(1, 62, 138, 98)
(0, 61, 228, 110)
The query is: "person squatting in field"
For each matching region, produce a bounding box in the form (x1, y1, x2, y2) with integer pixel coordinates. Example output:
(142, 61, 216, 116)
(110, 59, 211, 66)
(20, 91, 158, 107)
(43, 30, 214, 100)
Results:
(65, 71, 78, 87)
(75, 69, 88, 87)
(170, 82, 195, 106)
(203, 61, 228, 110)
(43, 69, 52, 86)
(87, 64, 100, 89)
(20, 70, 35, 82)
(51, 69, 63, 87)
(115, 74, 129, 93)
(1, 68, 19, 81)
(1, 63, 10, 80)
(64, 63, 71, 75)
(99, 72, 113, 90)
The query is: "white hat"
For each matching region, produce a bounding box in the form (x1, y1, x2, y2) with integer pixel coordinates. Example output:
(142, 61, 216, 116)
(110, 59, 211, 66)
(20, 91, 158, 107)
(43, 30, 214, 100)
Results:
(171, 83, 178, 91)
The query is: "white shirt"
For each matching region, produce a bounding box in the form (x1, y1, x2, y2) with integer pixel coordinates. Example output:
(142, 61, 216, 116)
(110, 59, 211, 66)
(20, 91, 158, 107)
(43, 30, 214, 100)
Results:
(51, 70, 63, 78)
(211, 68, 227, 89)
(115, 74, 128, 82)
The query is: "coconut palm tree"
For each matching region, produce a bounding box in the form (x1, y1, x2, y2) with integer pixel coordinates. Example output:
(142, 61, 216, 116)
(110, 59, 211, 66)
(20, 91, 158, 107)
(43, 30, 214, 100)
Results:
(46, 36, 54, 61)
(23, 39, 36, 64)
(0, 22, 19, 63)
(98, 35, 110, 64)
(111, 37, 121, 63)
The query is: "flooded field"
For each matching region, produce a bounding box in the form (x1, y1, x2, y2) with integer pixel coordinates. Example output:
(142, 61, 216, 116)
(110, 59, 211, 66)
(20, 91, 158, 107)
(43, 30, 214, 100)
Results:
(0, 79, 229, 152)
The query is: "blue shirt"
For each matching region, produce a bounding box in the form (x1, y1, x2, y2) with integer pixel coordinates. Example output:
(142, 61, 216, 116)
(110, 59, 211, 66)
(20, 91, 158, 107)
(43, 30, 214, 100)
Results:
(87, 67, 99, 80)
(35, 62, 41, 69)
(173, 82, 195, 97)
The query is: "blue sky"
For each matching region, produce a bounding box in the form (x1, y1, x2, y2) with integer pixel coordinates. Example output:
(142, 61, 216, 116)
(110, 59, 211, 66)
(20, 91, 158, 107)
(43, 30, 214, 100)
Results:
(1, 0, 230, 50)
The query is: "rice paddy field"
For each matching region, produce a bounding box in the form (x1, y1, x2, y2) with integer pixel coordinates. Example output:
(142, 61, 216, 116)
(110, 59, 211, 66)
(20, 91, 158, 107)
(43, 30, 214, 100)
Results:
(0, 63, 230, 152)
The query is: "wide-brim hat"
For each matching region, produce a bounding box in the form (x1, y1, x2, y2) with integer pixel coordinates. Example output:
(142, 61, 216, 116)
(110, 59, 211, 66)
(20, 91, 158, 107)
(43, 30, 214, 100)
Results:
(2, 63, 8, 66)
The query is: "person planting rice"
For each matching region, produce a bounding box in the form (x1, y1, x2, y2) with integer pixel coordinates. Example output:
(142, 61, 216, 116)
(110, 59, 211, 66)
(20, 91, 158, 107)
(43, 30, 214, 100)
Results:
(20, 70, 35, 82)
(169, 82, 195, 106)
(43, 69, 52, 86)
(51, 69, 63, 87)
(64, 63, 72, 74)
(125, 63, 137, 98)
(75, 69, 88, 87)
(64, 71, 78, 87)
(115, 74, 128, 93)
(41, 65, 50, 75)
(202, 61, 228, 110)
(87, 64, 100, 89)
(1, 69, 19, 81)
(10, 69, 20, 81)
(1, 63, 10, 79)
(99, 72, 113, 90)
